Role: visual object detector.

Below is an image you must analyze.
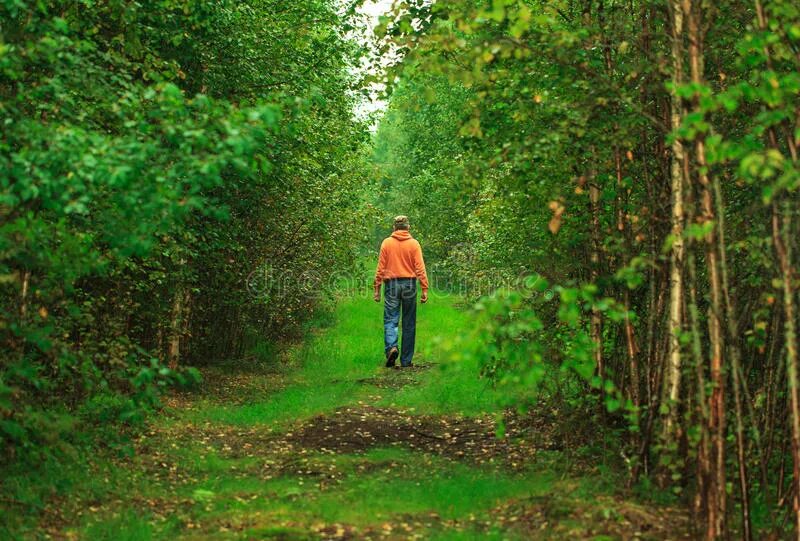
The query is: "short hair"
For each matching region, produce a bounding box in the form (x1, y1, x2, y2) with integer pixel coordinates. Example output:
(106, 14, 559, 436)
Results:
(393, 215, 410, 230)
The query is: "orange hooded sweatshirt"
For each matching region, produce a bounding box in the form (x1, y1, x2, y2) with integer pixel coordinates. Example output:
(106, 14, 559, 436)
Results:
(374, 230, 429, 292)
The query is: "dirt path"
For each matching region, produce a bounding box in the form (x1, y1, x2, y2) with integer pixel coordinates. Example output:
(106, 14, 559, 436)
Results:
(37, 295, 690, 540)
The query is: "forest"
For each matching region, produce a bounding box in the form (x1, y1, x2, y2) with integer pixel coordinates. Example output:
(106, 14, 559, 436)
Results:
(1, 0, 799, 539)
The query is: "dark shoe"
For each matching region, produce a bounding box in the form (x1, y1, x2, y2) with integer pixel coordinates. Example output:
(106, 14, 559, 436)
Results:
(385, 347, 399, 368)
(401, 363, 414, 369)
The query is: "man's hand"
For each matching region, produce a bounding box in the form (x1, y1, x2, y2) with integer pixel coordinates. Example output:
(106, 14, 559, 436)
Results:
(374, 289, 381, 303)
(420, 291, 428, 304)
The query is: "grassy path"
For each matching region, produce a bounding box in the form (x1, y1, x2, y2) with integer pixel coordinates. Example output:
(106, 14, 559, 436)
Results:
(35, 293, 688, 540)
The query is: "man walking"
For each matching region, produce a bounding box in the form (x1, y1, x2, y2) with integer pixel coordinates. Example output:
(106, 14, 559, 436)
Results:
(374, 215, 429, 368)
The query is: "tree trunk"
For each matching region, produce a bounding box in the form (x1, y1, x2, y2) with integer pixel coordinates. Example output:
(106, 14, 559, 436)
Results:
(772, 201, 800, 538)
(19, 269, 30, 319)
(599, 0, 640, 415)
(582, 0, 604, 395)
(661, 0, 687, 449)
(168, 286, 191, 370)
(684, 1, 727, 535)
(589, 173, 605, 387)
(753, 1, 800, 532)
(688, 250, 711, 531)
(713, 175, 752, 541)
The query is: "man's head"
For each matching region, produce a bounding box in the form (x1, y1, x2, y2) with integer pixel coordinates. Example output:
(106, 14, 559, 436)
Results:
(393, 215, 410, 231)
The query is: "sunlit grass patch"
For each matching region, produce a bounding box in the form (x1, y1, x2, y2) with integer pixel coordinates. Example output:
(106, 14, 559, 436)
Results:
(169, 290, 498, 428)
(82, 509, 162, 541)
(159, 447, 556, 537)
(307, 461, 551, 524)
(177, 381, 366, 427)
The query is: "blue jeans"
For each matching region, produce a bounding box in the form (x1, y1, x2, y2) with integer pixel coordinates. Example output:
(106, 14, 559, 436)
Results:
(383, 278, 417, 366)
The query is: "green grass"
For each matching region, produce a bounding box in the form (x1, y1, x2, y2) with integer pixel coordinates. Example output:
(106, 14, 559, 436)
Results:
(188, 448, 549, 521)
(4, 288, 687, 540)
(183, 380, 362, 426)
(67, 441, 616, 541)
(83, 510, 162, 541)
(379, 292, 503, 416)
(174, 290, 503, 429)
(81, 445, 558, 539)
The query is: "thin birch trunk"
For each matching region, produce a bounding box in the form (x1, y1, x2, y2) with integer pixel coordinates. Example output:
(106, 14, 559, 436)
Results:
(661, 0, 687, 447)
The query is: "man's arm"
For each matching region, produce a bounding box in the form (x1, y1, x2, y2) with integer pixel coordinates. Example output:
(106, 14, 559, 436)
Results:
(374, 242, 387, 302)
(414, 241, 429, 303)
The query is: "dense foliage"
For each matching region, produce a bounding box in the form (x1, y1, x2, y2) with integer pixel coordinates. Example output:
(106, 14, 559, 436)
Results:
(1, 0, 368, 460)
(375, 0, 799, 537)
(4, 0, 800, 537)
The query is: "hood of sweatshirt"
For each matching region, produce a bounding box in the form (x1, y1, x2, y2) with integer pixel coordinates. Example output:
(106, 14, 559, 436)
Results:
(391, 230, 412, 241)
